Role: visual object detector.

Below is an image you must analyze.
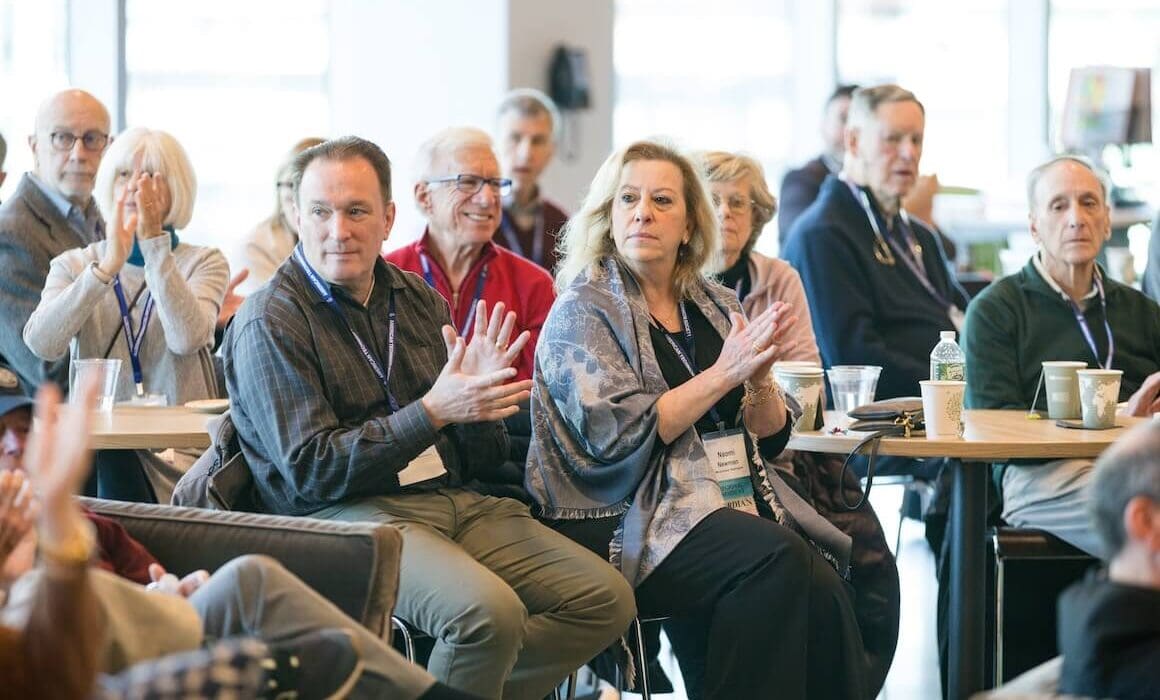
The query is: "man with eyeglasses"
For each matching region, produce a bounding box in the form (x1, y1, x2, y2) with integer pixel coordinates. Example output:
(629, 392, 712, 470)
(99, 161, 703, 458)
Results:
(0, 89, 111, 392)
(224, 136, 635, 699)
(386, 126, 556, 383)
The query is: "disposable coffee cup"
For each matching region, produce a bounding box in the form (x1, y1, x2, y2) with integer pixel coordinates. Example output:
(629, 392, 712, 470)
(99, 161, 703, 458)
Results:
(920, 380, 966, 438)
(773, 366, 824, 432)
(1076, 369, 1122, 429)
(1042, 361, 1087, 420)
(70, 358, 121, 412)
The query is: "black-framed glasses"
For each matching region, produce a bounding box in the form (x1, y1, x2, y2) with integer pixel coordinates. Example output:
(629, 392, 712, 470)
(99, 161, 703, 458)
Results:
(426, 174, 512, 197)
(48, 130, 109, 152)
(711, 193, 755, 216)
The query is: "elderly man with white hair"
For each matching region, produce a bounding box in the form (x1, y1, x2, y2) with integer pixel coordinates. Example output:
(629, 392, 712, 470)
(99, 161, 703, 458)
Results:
(386, 126, 555, 383)
(964, 155, 1160, 555)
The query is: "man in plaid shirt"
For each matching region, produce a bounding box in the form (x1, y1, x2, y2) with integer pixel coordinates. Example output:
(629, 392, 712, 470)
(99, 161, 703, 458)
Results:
(223, 136, 634, 700)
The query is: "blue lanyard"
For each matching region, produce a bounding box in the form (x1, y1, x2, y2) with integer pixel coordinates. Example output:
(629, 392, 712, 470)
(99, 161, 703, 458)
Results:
(292, 245, 399, 412)
(111, 277, 155, 396)
(1068, 273, 1115, 370)
(498, 210, 545, 267)
(847, 181, 953, 310)
(418, 253, 487, 337)
(655, 301, 724, 428)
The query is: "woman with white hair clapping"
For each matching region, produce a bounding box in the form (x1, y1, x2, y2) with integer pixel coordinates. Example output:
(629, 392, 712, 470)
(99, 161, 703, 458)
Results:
(24, 127, 228, 503)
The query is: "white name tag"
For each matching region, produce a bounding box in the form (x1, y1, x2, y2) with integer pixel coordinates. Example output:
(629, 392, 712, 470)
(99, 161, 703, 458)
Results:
(398, 445, 447, 487)
(704, 428, 758, 516)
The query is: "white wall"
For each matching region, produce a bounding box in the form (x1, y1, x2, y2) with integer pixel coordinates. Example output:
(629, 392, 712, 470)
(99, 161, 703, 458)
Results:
(328, 0, 614, 248)
(505, 0, 615, 213)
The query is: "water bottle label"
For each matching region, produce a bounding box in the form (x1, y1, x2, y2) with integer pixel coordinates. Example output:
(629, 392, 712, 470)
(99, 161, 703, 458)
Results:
(932, 362, 965, 381)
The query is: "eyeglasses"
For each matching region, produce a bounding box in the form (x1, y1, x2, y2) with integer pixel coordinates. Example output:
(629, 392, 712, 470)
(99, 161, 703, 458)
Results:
(426, 174, 512, 197)
(48, 130, 109, 152)
(711, 193, 755, 216)
(276, 181, 294, 192)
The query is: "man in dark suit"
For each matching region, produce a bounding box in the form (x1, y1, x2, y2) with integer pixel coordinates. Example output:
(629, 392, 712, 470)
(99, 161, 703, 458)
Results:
(0, 89, 111, 392)
(782, 84, 967, 402)
(778, 84, 858, 244)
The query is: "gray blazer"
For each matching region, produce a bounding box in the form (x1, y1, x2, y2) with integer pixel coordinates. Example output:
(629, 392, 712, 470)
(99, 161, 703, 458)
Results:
(0, 174, 101, 391)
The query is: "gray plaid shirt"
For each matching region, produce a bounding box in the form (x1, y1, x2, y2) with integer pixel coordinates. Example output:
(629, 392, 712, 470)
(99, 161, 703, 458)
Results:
(223, 256, 508, 516)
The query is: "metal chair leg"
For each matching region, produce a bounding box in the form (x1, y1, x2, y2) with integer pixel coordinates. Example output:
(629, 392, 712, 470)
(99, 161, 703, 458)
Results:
(391, 615, 416, 664)
(631, 616, 651, 700)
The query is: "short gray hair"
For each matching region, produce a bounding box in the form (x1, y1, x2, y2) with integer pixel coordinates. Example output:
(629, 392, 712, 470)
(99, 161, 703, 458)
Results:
(846, 84, 924, 133)
(291, 136, 393, 206)
(1088, 420, 1160, 557)
(496, 88, 562, 141)
(1025, 155, 1111, 211)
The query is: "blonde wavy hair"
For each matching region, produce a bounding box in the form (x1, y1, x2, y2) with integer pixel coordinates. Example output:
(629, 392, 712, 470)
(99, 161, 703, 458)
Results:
(554, 139, 720, 298)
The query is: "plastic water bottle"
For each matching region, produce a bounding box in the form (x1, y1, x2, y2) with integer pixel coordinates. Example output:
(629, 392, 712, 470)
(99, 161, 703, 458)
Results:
(930, 330, 966, 381)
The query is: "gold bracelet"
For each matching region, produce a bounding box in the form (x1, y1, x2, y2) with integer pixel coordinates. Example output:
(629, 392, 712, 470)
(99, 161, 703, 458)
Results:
(742, 380, 782, 409)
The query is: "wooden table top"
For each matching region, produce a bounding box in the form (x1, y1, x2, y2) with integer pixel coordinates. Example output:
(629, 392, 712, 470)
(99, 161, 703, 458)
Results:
(90, 406, 215, 450)
(787, 409, 1145, 460)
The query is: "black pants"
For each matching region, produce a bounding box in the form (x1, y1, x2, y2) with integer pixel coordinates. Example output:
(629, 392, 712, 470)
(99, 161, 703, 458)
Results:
(554, 508, 868, 700)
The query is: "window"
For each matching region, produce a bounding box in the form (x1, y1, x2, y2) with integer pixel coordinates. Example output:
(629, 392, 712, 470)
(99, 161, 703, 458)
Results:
(124, 0, 330, 265)
(614, 0, 793, 251)
(0, 0, 70, 201)
(837, 0, 1009, 190)
(1049, 0, 1160, 204)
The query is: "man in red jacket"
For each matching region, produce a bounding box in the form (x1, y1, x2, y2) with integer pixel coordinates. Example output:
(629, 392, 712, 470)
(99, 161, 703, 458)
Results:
(386, 126, 555, 383)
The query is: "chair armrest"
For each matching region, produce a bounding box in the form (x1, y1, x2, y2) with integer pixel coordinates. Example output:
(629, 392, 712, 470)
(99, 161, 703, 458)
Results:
(80, 497, 401, 637)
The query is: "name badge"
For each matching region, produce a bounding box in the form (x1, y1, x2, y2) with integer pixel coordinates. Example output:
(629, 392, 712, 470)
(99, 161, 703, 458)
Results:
(704, 428, 757, 516)
(398, 445, 447, 487)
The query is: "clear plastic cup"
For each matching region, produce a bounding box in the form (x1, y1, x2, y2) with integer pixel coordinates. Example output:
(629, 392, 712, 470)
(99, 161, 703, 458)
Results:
(826, 365, 883, 413)
(70, 358, 121, 412)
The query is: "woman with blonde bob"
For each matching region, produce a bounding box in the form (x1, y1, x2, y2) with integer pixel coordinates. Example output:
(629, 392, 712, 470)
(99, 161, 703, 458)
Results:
(24, 127, 228, 502)
(526, 140, 867, 699)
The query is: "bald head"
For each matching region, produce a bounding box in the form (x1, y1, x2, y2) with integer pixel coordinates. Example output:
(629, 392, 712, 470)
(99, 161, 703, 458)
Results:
(29, 89, 111, 205)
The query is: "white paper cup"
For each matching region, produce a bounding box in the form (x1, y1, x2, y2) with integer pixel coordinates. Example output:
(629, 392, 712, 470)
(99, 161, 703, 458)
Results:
(71, 358, 121, 412)
(774, 366, 824, 432)
(1076, 369, 1122, 429)
(1042, 361, 1087, 420)
(920, 380, 966, 438)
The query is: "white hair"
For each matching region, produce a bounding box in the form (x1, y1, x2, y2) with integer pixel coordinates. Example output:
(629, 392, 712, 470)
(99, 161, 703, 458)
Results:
(94, 127, 197, 229)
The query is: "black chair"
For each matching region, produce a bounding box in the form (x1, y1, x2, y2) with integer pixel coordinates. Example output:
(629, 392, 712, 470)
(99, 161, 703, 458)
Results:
(989, 527, 1099, 685)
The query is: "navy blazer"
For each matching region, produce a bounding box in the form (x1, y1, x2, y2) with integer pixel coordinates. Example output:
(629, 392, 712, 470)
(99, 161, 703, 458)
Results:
(782, 175, 968, 400)
(0, 174, 102, 391)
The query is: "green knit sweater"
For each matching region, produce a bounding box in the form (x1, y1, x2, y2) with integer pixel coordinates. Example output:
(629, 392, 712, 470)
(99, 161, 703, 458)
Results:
(964, 258, 1160, 411)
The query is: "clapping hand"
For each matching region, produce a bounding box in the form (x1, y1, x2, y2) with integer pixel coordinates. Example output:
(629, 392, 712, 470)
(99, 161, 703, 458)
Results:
(100, 178, 139, 277)
(444, 301, 531, 377)
(22, 380, 98, 552)
(1126, 371, 1160, 417)
(421, 301, 532, 430)
(146, 562, 210, 598)
(133, 172, 168, 240)
(709, 302, 797, 389)
(0, 470, 34, 566)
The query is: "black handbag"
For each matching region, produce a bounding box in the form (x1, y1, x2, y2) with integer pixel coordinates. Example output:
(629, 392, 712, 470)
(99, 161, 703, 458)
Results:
(839, 398, 925, 510)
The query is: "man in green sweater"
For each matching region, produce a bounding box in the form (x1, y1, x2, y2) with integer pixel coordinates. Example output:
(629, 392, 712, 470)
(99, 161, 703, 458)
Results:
(963, 155, 1160, 555)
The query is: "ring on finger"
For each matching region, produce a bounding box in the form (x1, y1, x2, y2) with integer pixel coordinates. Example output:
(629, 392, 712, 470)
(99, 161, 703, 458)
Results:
(752, 341, 764, 354)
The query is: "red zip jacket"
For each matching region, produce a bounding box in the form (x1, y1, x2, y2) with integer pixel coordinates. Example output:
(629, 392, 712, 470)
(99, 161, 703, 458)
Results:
(385, 233, 555, 381)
